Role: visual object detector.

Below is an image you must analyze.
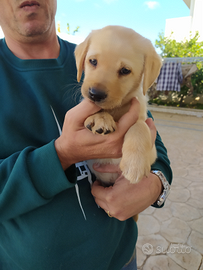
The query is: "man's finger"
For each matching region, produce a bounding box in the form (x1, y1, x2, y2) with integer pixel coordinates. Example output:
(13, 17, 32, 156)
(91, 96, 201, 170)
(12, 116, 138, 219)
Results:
(91, 181, 106, 200)
(65, 98, 101, 127)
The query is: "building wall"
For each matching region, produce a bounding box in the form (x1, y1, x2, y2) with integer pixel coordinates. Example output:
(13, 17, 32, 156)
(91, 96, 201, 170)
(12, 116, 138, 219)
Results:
(0, 27, 4, 39)
(191, 0, 203, 40)
(165, 0, 203, 41)
(165, 16, 192, 41)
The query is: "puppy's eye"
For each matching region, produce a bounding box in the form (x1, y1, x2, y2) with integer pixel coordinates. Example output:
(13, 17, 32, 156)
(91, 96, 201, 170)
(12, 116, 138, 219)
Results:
(119, 67, 131, 76)
(89, 59, 97, 67)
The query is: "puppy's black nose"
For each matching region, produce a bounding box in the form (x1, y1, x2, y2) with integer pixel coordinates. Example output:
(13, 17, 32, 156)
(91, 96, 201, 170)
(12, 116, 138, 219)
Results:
(89, 88, 107, 102)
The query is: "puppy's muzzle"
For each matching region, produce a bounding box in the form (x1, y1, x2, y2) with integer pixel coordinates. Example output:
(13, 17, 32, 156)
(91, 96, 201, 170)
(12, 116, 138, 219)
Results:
(88, 88, 107, 102)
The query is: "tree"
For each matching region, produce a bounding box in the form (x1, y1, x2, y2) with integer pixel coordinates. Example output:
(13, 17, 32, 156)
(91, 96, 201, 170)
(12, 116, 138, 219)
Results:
(155, 31, 203, 58)
(57, 22, 80, 35)
(152, 32, 203, 107)
(67, 23, 80, 35)
(176, 67, 203, 105)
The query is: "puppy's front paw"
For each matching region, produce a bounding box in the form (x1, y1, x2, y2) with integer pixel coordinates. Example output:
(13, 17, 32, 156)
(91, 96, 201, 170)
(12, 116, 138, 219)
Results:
(120, 153, 151, 184)
(85, 112, 116, 135)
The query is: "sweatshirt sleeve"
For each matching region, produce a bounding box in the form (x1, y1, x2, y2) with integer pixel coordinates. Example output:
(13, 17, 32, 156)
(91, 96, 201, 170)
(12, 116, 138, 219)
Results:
(151, 130, 173, 185)
(148, 110, 173, 208)
(147, 110, 173, 185)
(0, 140, 77, 222)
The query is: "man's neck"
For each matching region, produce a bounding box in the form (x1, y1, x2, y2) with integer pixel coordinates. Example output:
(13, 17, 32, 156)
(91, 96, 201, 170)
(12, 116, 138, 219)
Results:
(5, 31, 60, 60)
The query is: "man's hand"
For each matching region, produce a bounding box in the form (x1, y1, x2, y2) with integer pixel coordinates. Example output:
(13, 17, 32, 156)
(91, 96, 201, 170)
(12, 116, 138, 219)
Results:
(91, 173, 162, 221)
(54, 98, 140, 170)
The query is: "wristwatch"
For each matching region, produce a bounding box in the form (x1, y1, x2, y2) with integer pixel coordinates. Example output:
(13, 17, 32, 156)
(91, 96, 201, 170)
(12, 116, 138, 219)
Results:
(151, 170, 170, 206)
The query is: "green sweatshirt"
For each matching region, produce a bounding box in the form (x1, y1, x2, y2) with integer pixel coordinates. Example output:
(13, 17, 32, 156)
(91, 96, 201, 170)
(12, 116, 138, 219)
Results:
(0, 37, 172, 270)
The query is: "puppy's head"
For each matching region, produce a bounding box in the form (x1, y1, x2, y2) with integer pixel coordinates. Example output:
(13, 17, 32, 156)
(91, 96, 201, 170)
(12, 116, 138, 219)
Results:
(75, 25, 161, 110)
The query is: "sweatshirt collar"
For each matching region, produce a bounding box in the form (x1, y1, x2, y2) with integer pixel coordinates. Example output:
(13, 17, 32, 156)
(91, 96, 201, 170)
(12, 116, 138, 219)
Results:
(1, 36, 68, 70)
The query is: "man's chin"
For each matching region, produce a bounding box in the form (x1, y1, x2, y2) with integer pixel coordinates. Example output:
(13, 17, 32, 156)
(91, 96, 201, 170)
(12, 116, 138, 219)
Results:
(20, 21, 50, 38)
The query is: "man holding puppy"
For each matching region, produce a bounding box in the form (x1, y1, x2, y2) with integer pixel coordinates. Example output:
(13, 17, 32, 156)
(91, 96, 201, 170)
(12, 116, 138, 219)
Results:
(0, 0, 172, 269)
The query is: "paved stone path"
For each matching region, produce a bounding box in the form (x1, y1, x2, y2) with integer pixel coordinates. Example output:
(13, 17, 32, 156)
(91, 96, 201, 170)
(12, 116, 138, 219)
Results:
(137, 109, 203, 270)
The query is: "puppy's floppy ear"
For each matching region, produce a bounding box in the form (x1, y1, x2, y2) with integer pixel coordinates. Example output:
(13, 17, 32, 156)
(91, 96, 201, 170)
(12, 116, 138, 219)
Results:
(74, 33, 92, 82)
(143, 42, 162, 95)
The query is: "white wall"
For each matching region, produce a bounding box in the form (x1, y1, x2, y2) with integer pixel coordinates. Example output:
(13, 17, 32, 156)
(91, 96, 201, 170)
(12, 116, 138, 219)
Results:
(165, 16, 192, 41)
(0, 27, 4, 39)
(190, 0, 203, 40)
(165, 0, 203, 41)
(57, 32, 85, 44)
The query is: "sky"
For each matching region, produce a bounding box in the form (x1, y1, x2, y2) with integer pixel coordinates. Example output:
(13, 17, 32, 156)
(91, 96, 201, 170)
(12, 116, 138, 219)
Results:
(56, 0, 190, 45)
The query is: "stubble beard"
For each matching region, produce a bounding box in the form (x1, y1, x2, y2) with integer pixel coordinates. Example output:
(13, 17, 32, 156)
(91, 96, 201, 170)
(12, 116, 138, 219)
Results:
(14, 12, 54, 40)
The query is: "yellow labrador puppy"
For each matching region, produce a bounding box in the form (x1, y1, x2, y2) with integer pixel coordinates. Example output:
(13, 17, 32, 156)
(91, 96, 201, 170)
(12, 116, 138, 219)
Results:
(75, 25, 162, 186)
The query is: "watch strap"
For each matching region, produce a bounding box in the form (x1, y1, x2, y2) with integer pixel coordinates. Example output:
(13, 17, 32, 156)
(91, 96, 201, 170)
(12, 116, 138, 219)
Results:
(151, 170, 171, 206)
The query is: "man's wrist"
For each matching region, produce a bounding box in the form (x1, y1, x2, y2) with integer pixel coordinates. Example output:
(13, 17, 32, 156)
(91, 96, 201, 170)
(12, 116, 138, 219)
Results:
(54, 139, 73, 170)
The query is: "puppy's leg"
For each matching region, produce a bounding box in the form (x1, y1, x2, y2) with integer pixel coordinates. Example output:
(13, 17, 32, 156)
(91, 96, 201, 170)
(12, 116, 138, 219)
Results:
(85, 111, 116, 135)
(120, 120, 157, 184)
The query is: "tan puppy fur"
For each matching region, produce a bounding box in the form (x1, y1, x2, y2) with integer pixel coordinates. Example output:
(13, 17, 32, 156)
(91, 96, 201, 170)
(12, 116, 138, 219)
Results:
(75, 25, 162, 185)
